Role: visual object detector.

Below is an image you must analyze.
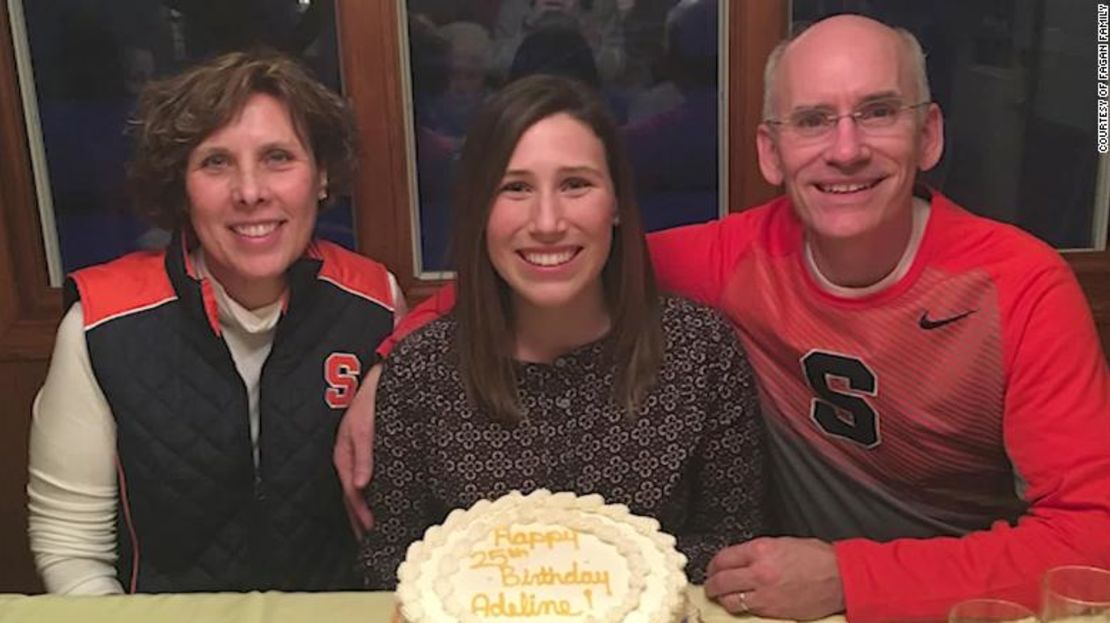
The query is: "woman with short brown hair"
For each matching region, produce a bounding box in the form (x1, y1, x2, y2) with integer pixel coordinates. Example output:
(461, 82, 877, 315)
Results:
(29, 49, 403, 594)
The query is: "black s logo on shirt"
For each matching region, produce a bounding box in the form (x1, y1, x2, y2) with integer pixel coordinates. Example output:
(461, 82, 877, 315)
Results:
(801, 351, 881, 448)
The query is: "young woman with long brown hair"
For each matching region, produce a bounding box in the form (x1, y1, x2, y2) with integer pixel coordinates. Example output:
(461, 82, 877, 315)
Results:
(358, 74, 764, 588)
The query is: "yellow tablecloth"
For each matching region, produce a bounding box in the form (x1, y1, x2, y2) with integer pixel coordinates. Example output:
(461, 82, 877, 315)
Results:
(687, 588, 846, 623)
(0, 588, 847, 623)
(0, 591, 396, 623)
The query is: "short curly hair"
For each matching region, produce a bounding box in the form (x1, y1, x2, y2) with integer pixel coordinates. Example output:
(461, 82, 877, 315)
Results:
(128, 49, 357, 230)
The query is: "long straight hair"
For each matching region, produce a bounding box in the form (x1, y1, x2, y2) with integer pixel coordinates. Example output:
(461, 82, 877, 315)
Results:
(452, 74, 662, 424)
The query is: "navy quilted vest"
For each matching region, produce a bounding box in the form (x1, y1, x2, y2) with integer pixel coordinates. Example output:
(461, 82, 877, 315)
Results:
(67, 238, 394, 592)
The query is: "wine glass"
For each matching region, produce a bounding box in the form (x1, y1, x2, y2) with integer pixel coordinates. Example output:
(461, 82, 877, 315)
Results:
(949, 598, 1037, 623)
(1042, 565, 1110, 621)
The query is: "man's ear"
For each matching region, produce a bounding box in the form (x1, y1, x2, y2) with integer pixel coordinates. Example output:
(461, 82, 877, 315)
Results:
(917, 103, 945, 172)
(756, 124, 785, 186)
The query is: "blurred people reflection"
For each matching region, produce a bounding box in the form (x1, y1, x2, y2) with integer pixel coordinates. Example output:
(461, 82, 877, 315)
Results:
(508, 11, 602, 88)
(623, 0, 719, 231)
(494, 0, 633, 83)
(21, 0, 346, 272)
(408, 0, 501, 31)
(429, 21, 494, 138)
(403, 0, 721, 267)
(408, 15, 460, 271)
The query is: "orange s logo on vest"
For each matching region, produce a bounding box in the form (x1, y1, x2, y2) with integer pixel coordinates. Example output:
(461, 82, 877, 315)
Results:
(324, 353, 361, 409)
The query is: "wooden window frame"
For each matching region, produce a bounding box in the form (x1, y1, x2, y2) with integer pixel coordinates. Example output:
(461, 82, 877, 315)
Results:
(0, 3, 60, 363)
(2, 0, 1107, 357)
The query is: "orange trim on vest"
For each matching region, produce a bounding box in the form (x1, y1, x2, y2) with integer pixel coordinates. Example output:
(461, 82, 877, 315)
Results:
(181, 234, 200, 280)
(116, 456, 141, 594)
(70, 251, 177, 330)
(310, 241, 395, 312)
(199, 278, 222, 337)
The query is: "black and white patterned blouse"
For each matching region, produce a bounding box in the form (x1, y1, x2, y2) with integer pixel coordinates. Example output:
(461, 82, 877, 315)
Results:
(359, 295, 765, 588)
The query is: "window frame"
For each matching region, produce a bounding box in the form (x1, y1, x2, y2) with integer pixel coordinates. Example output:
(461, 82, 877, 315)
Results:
(1, 0, 1106, 360)
(0, 3, 60, 362)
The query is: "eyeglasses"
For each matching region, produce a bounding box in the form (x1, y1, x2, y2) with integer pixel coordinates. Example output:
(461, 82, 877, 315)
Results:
(764, 100, 931, 139)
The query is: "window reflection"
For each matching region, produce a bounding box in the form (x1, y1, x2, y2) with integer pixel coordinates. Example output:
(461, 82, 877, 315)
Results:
(793, 0, 1108, 250)
(19, 0, 349, 275)
(406, 0, 722, 273)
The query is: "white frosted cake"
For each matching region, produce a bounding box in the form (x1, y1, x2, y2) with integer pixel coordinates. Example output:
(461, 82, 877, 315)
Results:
(396, 490, 688, 623)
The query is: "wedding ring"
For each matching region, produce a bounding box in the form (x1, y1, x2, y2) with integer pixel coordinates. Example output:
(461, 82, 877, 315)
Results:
(738, 591, 750, 614)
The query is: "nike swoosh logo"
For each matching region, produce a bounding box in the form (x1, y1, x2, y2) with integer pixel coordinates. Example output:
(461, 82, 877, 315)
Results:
(919, 309, 977, 330)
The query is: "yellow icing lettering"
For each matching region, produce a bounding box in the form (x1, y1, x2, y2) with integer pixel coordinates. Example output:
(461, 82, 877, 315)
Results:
(500, 565, 520, 587)
(492, 526, 513, 547)
(469, 551, 487, 569)
(472, 547, 533, 570)
(491, 526, 580, 550)
(469, 592, 581, 618)
(498, 563, 613, 595)
(471, 593, 492, 616)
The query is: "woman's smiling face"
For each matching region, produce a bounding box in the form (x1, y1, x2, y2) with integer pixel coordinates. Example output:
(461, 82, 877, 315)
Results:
(185, 93, 325, 307)
(484, 112, 616, 314)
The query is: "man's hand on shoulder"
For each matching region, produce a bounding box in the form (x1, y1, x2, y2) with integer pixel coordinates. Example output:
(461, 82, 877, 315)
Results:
(333, 363, 382, 538)
(704, 537, 845, 621)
